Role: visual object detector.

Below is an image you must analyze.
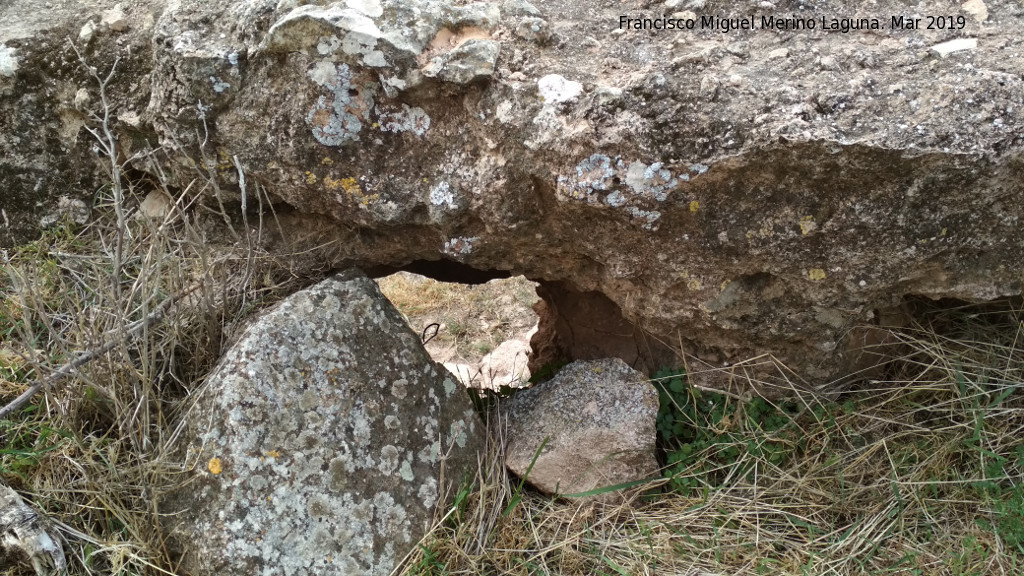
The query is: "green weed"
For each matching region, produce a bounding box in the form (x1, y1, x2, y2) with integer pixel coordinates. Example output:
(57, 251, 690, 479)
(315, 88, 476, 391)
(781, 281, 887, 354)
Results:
(653, 368, 810, 495)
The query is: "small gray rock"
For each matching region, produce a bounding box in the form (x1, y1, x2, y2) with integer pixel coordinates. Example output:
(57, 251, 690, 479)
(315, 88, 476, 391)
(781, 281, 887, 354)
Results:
(515, 17, 549, 42)
(502, 358, 660, 500)
(423, 39, 500, 84)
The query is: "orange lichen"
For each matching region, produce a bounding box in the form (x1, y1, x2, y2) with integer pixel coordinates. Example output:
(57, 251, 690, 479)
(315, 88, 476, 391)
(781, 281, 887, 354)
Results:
(324, 175, 379, 206)
(208, 457, 223, 475)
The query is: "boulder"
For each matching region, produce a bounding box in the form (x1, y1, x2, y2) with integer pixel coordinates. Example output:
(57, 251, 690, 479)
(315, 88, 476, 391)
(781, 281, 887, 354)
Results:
(167, 270, 483, 576)
(3, 0, 1024, 392)
(502, 358, 659, 498)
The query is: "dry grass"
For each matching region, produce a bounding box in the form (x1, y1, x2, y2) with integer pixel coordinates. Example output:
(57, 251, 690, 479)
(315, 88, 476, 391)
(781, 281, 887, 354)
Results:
(400, 301, 1024, 576)
(376, 272, 538, 365)
(0, 162, 306, 575)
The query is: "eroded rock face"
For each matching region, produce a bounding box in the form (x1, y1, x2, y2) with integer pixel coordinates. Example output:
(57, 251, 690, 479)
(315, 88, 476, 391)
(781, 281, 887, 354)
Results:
(168, 270, 482, 576)
(502, 358, 659, 498)
(2, 0, 1023, 391)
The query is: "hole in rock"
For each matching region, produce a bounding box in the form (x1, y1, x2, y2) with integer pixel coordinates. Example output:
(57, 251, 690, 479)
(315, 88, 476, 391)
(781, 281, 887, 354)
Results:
(372, 260, 682, 389)
(838, 293, 1024, 396)
(374, 269, 540, 390)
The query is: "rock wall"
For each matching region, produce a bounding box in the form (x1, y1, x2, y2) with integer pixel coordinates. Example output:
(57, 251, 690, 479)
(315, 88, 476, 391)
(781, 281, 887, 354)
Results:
(2, 0, 1022, 391)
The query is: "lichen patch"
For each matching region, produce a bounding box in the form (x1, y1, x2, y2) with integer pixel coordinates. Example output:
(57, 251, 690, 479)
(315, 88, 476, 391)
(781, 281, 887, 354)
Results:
(306, 62, 374, 146)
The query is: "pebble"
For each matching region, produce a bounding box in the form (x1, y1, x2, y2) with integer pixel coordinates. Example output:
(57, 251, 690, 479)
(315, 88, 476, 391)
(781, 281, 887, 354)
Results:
(931, 38, 978, 57)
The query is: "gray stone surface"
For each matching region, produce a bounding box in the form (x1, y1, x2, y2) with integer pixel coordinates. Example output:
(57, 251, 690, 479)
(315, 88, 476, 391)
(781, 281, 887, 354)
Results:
(168, 269, 482, 576)
(2, 0, 1023, 392)
(502, 358, 659, 498)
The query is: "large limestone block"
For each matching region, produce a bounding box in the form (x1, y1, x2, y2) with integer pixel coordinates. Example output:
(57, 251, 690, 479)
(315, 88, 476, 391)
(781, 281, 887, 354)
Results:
(502, 358, 659, 498)
(4, 0, 1024, 392)
(168, 270, 482, 576)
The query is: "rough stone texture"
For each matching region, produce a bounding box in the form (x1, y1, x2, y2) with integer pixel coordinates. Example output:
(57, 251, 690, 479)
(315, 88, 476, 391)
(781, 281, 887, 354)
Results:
(478, 333, 531, 387)
(168, 269, 483, 576)
(445, 328, 533, 389)
(3, 0, 1024, 392)
(502, 358, 659, 497)
(0, 484, 66, 575)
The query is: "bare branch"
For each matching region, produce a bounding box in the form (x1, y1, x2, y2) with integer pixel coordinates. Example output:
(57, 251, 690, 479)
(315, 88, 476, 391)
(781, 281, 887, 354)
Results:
(0, 282, 202, 420)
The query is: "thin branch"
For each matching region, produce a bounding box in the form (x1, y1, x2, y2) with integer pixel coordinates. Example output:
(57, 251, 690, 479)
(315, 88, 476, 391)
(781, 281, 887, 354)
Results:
(0, 282, 202, 420)
(67, 37, 127, 325)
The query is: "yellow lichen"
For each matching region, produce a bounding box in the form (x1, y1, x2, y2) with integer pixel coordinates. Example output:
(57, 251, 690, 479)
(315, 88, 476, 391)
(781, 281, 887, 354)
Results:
(941, 228, 948, 236)
(339, 177, 361, 195)
(208, 457, 222, 475)
(305, 171, 318, 185)
(689, 200, 700, 213)
(321, 157, 334, 165)
(687, 278, 702, 291)
(324, 175, 377, 206)
(808, 268, 827, 281)
(720, 280, 730, 291)
(323, 175, 342, 190)
(216, 149, 233, 171)
(266, 449, 281, 459)
(799, 215, 817, 236)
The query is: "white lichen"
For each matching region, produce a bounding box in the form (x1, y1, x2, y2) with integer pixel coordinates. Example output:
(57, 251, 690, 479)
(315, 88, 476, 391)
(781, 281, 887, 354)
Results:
(306, 62, 372, 146)
(39, 196, 90, 227)
(449, 420, 468, 448)
(429, 182, 456, 209)
(376, 103, 431, 135)
(210, 76, 230, 93)
(537, 74, 582, 104)
(627, 206, 661, 230)
(442, 237, 479, 258)
(400, 458, 415, 482)
(391, 379, 408, 399)
(558, 155, 681, 228)
(418, 478, 438, 508)
(0, 44, 18, 78)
